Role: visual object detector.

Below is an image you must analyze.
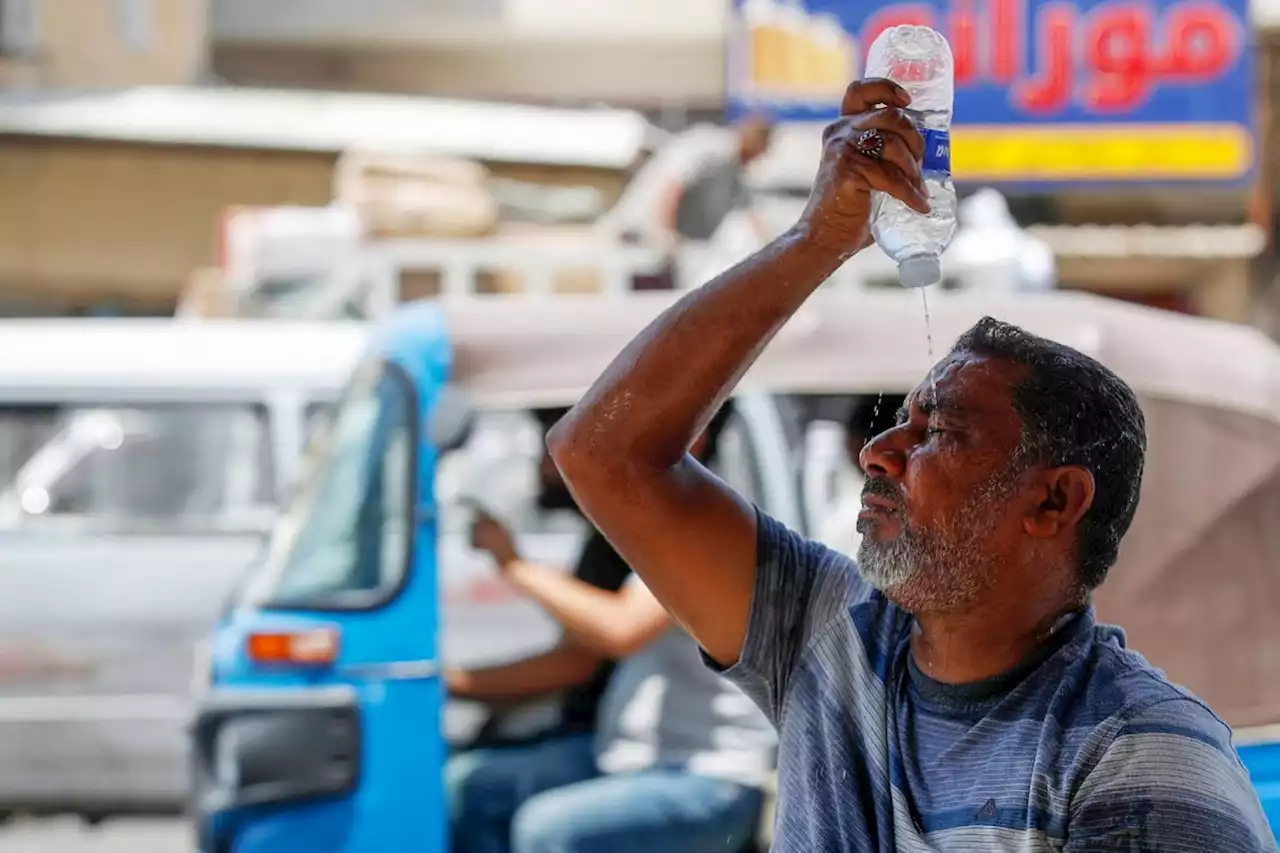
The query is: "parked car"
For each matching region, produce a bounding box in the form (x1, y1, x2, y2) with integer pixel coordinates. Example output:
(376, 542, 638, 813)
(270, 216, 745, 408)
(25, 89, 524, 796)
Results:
(0, 319, 364, 816)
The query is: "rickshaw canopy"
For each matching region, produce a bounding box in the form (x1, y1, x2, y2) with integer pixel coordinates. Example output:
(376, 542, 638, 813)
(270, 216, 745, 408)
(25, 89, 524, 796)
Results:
(439, 290, 1280, 728)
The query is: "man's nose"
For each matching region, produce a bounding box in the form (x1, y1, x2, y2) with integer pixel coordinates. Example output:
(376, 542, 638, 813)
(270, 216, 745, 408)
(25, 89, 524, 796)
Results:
(859, 428, 906, 479)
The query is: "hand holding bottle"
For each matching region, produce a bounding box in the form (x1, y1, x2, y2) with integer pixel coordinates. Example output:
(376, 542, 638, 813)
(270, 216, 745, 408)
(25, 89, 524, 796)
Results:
(865, 25, 957, 288)
(798, 78, 930, 257)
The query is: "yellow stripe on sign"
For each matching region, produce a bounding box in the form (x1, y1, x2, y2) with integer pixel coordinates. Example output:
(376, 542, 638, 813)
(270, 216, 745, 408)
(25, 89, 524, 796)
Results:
(951, 124, 1254, 181)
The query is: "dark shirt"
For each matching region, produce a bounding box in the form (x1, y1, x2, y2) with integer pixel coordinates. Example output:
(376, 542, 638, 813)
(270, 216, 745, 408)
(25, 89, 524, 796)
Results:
(557, 531, 633, 733)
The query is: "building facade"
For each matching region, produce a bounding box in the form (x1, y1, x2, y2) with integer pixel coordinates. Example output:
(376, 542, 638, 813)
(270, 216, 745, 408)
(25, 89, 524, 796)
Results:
(0, 0, 208, 89)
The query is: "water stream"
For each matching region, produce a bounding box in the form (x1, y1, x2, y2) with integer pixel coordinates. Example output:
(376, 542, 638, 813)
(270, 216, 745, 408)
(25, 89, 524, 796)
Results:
(921, 286, 936, 404)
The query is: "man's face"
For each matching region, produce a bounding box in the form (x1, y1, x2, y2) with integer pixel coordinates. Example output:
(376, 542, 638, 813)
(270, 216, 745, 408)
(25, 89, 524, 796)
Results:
(855, 353, 1034, 612)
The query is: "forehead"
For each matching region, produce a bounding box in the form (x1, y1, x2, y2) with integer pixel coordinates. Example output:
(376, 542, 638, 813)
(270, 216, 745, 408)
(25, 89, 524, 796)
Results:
(906, 352, 1025, 421)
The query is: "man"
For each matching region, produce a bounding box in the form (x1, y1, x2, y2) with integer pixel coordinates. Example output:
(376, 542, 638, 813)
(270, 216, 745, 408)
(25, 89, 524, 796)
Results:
(447, 406, 775, 853)
(547, 78, 1276, 851)
(631, 116, 774, 291)
(660, 115, 774, 244)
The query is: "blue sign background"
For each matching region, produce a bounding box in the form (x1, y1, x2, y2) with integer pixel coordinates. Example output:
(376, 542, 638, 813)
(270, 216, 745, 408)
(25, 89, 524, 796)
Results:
(728, 0, 1254, 124)
(727, 0, 1256, 184)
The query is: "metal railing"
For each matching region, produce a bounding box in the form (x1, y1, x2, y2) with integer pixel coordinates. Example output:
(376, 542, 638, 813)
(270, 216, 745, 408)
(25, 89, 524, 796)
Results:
(217, 186, 1066, 322)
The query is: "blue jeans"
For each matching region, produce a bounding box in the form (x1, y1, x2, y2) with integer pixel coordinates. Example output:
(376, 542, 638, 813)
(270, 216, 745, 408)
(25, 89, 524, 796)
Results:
(446, 732, 763, 853)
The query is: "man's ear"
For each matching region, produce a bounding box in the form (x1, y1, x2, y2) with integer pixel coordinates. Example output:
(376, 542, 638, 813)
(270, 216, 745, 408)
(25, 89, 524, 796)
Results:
(1023, 466, 1095, 539)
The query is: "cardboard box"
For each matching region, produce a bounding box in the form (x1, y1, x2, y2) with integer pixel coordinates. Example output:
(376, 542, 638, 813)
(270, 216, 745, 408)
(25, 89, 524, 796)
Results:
(334, 150, 500, 239)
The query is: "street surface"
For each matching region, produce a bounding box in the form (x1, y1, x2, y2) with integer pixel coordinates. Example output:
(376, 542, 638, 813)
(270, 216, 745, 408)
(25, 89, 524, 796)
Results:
(0, 818, 190, 853)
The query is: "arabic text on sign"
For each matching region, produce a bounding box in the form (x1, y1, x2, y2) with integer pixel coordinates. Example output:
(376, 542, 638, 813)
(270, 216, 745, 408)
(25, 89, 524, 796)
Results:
(735, 0, 1244, 116)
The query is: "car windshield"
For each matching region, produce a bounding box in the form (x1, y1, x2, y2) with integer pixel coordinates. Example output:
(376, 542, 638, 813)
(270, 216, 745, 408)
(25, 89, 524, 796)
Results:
(0, 402, 277, 533)
(243, 358, 414, 608)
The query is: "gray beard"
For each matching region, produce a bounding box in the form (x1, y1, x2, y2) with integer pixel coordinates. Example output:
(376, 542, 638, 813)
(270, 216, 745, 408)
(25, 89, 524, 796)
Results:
(855, 527, 922, 595)
(855, 521, 987, 612)
(855, 472, 1021, 613)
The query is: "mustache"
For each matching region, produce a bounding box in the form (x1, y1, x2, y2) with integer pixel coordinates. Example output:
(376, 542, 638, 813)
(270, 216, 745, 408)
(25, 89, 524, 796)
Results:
(861, 477, 904, 509)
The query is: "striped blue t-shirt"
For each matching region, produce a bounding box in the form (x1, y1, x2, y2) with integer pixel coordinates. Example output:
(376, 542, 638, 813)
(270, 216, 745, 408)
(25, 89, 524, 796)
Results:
(712, 511, 1277, 852)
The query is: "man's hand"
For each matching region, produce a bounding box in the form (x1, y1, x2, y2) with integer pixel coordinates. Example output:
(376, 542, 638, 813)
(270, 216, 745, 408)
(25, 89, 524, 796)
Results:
(470, 510, 519, 569)
(799, 78, 929, 255)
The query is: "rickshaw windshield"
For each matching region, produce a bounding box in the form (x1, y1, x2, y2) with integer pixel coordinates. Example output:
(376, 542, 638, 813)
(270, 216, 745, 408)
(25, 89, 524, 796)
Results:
(242, 357, 415, 609)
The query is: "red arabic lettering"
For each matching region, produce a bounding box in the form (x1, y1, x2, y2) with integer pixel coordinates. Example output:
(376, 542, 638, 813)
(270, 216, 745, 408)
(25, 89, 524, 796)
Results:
(949, 0, 979, 84)
(1162, 3, 1239, 77)
(1082, 0, 1240, 111)
(1083, 3, 1156, 111)
(857, 0, 1242, 116)
(991, 0, 1025, 82)
(1014, 3, 1076, 112)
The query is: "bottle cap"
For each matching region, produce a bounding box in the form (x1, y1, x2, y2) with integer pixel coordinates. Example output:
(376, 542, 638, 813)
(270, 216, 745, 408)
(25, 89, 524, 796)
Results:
(898, 255, 942, 288)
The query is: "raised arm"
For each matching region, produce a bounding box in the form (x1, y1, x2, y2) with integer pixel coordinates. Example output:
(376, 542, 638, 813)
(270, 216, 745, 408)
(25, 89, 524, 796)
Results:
(548, 79, 928, 667)
(470, 511, 669, 660)
(445, 641, 601, 703)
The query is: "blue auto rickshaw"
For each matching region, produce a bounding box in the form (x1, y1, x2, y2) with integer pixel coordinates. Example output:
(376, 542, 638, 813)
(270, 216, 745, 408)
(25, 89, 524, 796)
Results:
(190, 304, 471, 853)
(188, 298, 806, 853)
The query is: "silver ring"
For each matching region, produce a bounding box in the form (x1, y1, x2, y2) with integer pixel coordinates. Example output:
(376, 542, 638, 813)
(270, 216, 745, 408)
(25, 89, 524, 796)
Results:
(854, 129, 885, 160)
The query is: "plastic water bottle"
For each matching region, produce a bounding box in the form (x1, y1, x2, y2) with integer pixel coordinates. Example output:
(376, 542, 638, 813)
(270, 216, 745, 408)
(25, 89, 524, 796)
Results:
(865, 25, 957, 289)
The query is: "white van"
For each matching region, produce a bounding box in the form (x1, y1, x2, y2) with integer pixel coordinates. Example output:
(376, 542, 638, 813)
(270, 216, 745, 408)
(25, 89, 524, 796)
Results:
(0, 319, 365, 816)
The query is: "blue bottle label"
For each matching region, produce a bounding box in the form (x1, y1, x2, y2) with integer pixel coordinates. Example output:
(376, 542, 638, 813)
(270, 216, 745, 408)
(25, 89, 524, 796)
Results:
(921, 129, 951, 177)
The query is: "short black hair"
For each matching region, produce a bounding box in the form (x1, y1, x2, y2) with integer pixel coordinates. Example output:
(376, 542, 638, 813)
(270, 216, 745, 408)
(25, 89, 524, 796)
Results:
(951, 317, 1147, 590)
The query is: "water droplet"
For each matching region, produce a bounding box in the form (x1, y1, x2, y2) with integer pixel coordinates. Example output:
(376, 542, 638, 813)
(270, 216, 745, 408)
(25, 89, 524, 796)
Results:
(921, 287, 936, 403)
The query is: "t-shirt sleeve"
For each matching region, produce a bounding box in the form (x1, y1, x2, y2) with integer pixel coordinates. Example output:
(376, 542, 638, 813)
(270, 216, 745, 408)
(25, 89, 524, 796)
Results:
(1066, 698, 1277, 852)
(705, 508, 871, 726)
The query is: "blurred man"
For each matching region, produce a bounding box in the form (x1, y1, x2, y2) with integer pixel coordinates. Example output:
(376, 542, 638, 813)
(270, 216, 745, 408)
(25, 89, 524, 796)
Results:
(446, 405, 775, 853)
(628, 116, 774, 291)
(445, 408, 632, 748)
(548, 78, 1275, 851)
(659, 116, 774, 245)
